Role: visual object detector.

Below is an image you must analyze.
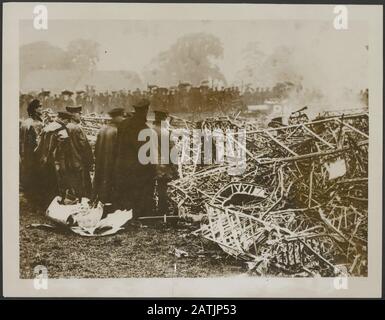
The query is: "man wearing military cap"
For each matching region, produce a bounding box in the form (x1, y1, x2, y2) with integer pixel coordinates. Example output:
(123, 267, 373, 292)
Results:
(63, 103, 94, 200)
(114, 98, 156, 217)
(93, 107, 125, 204)
(66, 105, 83, 123)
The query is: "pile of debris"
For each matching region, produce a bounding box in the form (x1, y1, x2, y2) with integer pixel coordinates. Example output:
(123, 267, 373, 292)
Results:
(169, 110, 369, 277)
(60, 107, 368, 276)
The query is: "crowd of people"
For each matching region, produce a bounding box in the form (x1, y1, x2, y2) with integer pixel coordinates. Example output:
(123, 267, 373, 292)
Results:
(19, 83, 299, 118)
(20, 97, 175, 218)
(20, 83, 370, 122)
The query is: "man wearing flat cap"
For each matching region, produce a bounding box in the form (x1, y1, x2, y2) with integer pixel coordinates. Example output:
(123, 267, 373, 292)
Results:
(93, 107, 125, 204)
(114, 99, 156, 217)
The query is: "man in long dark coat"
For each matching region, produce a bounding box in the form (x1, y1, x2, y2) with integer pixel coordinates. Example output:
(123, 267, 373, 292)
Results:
(114, 99, 155, 217)
(20, 99, 43, 200)
(148, 111, 176, 216)
(93, 107, 126, 204)
(64, 105, 94, 199)
(34, 110, 73, 205)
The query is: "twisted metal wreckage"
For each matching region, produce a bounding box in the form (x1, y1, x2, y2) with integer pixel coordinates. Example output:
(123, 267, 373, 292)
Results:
(77, 108, 368, 277)
(168, 110, 369, 277)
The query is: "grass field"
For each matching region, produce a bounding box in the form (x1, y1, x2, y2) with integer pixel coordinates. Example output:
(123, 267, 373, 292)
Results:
(19, 193, 247, 279)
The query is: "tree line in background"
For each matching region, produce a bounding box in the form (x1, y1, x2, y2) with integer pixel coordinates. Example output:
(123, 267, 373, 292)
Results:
(20, 33, 306, 90)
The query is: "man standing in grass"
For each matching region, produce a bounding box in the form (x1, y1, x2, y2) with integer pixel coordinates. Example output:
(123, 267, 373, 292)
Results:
(93, 107, 126, 204)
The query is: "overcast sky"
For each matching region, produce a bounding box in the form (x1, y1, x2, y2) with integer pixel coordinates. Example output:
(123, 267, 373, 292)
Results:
(20, 19, 368, 93)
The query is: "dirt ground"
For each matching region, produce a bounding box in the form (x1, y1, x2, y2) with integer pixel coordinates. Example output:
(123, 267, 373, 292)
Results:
(19, 193, 247, 279)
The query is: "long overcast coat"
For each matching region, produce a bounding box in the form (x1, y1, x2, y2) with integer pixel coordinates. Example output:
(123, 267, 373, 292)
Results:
(114, 114, 156, 216)
(93, 122, 119, 203)
(63, 121, 94, 199)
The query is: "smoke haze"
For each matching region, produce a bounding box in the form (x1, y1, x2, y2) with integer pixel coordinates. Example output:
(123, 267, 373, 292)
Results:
(20, 19, 368, 108)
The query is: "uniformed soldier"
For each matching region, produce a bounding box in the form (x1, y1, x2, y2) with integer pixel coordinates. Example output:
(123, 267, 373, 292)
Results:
(64, 105, 94, 199)
(93, 107, 125, 204)
(114, 99, 155, 217)
(20, 99, 44, 200)
(34, 110, 73, 205)
(149, 110, 176, 216)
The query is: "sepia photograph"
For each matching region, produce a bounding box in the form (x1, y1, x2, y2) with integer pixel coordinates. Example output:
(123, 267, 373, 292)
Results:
(2, 3, 383, 298)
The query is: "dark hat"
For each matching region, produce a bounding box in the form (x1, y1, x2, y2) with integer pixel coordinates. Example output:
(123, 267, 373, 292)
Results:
(66, 105, 82, 113)
(62, 90, 73, 96)
(108, 107, 125, 117)
(57, 110, 73, 120)
(154, 110, 168, 122)
(76, 90, 85, 94)
(133, 98, 150, 111)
